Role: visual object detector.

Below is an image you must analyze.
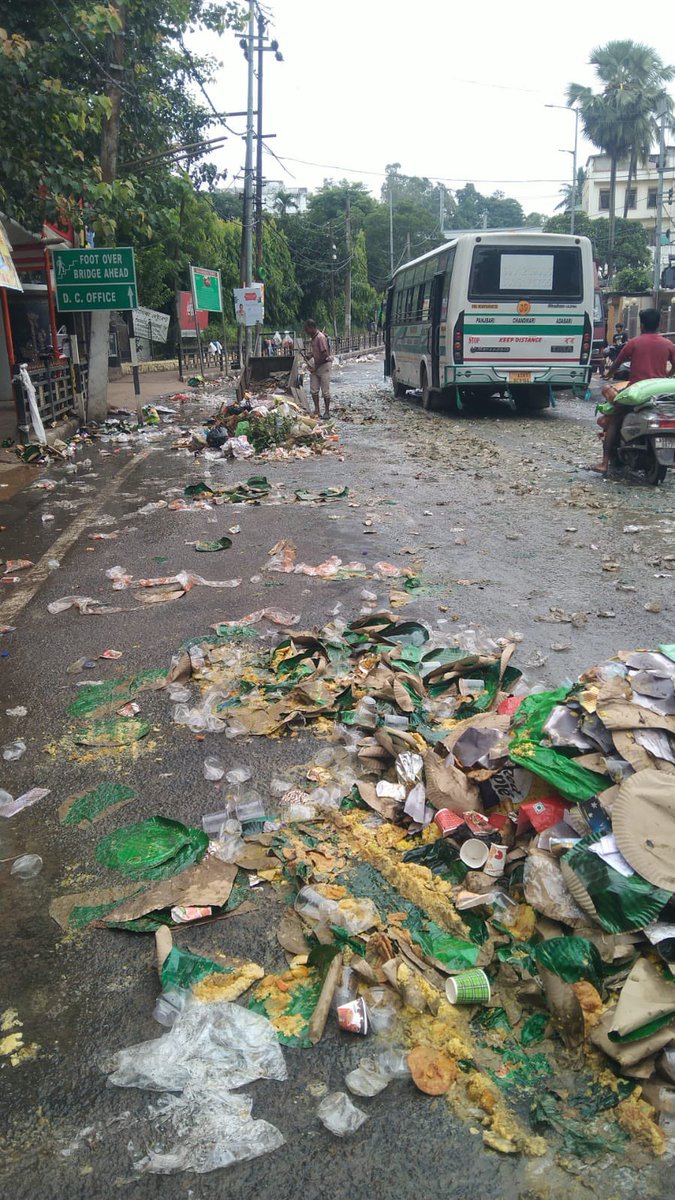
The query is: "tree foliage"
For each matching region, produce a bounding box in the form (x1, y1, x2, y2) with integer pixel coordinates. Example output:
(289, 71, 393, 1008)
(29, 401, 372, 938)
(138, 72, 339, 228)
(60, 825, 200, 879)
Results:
(568, 40, 674, 274)
(544, 211, 650, 273)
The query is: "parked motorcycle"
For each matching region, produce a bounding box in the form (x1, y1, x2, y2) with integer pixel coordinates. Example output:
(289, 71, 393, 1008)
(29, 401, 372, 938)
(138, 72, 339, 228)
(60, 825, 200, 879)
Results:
(612, 392, 675, 485)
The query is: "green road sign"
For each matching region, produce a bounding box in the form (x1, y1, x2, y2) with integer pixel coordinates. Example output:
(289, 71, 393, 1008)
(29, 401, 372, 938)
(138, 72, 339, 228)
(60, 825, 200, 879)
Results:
(52, 247, 138, 311)
(191, 266, 223, 313)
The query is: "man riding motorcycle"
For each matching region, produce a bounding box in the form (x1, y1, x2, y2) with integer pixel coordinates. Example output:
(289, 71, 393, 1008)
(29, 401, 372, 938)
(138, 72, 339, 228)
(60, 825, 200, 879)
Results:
(590, 308, 675, 474)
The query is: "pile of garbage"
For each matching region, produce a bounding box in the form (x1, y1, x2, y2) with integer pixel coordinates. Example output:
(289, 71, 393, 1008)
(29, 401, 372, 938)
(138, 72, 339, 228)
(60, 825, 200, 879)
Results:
(179, 393, 339, 461)
(50, 612, 675, 1171)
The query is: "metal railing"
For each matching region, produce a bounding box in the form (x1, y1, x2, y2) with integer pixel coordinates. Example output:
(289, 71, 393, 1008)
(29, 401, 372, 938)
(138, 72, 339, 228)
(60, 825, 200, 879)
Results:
(12, 359, 86, 433)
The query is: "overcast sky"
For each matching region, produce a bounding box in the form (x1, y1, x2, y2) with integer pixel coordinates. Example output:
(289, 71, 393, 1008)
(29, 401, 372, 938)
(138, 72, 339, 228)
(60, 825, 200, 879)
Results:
(189, 0, 675, 216)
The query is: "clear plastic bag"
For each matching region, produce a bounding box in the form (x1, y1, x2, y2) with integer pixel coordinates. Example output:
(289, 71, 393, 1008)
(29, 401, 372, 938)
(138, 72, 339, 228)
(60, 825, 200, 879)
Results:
(317, 1091, 367, 1137)
(107, 1001, 288, 1093)
(345, 1057, 391, 1097)
(132, 1084, 285, 1174)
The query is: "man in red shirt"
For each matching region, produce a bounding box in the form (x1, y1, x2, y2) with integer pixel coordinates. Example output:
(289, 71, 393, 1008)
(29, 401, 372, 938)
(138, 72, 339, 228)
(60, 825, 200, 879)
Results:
(591, 308, 675, 473)
(304, 319, 333, 419)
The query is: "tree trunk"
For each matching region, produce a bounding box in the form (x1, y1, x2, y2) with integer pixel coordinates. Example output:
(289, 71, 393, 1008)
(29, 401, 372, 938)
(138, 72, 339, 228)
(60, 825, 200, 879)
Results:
(608, 155, 617, 281)
(623, 147, 637, 219)
(87, 6, 125, 424)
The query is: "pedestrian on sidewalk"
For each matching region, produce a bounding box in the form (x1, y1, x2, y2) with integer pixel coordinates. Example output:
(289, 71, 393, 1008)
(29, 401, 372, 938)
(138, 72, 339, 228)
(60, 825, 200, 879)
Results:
(303, 319, 333, 419)
(590, 308, 675, 474)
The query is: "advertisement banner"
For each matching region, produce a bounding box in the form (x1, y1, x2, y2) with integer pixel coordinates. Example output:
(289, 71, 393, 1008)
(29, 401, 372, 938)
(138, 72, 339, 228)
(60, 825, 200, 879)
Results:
(0, 225, 23, 292)
(233, 284, 265, 326)
(178, 290, 208, 337)
(191, 266, 223, 313)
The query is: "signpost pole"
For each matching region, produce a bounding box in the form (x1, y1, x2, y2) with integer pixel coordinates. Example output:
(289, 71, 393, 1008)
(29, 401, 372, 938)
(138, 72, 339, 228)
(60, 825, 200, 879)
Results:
(189, 265, 206, 379)
(217, 272, 229, 376)
(129, 310, 141, 401)
(175, 289, 184, 381)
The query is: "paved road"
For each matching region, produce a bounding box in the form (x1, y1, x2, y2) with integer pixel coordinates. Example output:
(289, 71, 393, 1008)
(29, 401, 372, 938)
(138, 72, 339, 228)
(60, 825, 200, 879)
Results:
(0, 359, 672, 1200)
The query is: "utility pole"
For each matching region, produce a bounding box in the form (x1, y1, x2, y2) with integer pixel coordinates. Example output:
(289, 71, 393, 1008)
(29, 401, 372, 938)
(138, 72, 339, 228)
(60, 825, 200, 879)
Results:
(653, 105, 668, 301)
(439, 183, 444, 234)
(88, 3, 125, 422)
(254, 8, 265, 275)
(242, 0, 255, 359)
(329, 221, 337, 339)
(344, 194, 352, 345)
(570, 107, 579, 236)
(388, 174, 394, 277)
(405, 232, 411, 262)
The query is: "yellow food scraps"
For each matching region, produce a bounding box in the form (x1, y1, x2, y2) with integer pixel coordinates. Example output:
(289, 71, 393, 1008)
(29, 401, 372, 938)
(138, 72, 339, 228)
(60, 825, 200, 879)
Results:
(0, 1009, 39, 1067)
(616, 1094, 666, 1156)
(192, 961, 264, 1003)
(571, 981, 604, 1031)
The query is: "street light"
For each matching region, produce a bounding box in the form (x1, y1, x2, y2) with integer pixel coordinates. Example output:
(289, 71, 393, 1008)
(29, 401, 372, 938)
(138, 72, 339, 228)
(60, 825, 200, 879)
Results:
(546, 103, 580, 234)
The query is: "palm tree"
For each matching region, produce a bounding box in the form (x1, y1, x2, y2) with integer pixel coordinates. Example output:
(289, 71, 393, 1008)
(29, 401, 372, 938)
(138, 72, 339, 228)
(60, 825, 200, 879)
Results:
(555, 166, 587, 214)
(568, 41, 674, 278)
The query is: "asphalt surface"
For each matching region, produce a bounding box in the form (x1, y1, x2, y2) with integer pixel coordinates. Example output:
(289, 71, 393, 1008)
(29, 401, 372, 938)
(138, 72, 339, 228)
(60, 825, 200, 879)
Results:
(0, 357, 673, 1200)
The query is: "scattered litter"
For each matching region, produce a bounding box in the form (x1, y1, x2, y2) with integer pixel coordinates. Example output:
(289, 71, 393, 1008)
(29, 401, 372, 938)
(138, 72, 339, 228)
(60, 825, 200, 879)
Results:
(10, 854, 43, 879)
(2, 739, 26, 761)
(317, 1092, 367, 1137)
(0, 787, 50, 818)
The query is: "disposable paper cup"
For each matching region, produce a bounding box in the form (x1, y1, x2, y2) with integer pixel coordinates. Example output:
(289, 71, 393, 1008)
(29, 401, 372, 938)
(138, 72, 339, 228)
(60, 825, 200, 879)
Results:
(484, 843, 507, 877)
(445, 969, 491, 1006)
(459, 838, 489, 869)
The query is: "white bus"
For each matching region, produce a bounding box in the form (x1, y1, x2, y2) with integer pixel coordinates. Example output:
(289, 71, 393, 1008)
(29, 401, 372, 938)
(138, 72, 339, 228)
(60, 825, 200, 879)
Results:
(384, 231, 594, 412)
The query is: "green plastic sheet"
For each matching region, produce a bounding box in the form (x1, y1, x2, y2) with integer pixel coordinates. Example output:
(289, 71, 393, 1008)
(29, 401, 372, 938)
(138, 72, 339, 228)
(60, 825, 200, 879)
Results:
(533, 936, 604, 991)
(413, 923, 480, 970)
(61, 781, 136, 826)
(95, 816, 208, 881)
(161, 946, 226, 991)
(509, 741, 610, 802)
(520, 1012, 550, 1046)
(563, 837, 672, 933)
(194, 536, 232, 552)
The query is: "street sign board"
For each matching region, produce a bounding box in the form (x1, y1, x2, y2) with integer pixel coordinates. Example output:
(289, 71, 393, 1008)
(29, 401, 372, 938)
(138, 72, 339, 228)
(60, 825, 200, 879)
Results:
(178, 290, 208, 337)
(132, 306, 170, 343)
(191, 266, 222, 313)
(52, 246, 138, 311)
(234, 284, 264, 326)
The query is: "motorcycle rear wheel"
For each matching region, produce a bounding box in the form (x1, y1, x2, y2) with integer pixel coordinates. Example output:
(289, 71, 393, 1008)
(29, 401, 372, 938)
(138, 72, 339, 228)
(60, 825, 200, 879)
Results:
(644, 446, 667, 486)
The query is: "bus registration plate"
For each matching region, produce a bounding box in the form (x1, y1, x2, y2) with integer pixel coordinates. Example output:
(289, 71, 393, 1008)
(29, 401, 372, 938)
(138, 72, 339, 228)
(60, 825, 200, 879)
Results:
(509, 372, 532, 383)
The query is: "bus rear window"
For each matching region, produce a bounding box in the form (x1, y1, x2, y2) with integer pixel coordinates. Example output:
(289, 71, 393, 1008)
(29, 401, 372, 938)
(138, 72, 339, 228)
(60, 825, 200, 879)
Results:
(468, 246, 582, 301)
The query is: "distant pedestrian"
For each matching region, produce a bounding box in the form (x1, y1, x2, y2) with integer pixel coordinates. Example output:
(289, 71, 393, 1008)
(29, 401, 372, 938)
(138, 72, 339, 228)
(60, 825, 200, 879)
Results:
(303, 319, 333, 419)
(272, 330, 282, 355)
(282, 330, 293, 354)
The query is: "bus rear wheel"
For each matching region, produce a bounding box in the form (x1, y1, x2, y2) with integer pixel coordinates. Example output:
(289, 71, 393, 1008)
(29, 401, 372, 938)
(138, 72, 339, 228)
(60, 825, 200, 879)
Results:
(421, 367, 436, 411)
(391, 364, 407, 399)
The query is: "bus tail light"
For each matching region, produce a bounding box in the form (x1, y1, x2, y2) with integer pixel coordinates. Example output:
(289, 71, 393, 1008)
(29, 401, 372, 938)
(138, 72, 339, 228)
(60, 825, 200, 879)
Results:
(580, 313, 592, 364)
(453, 313, 464, 364)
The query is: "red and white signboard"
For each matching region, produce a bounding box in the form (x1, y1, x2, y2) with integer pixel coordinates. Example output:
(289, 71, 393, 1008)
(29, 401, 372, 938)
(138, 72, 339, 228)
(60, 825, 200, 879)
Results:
(179, 290, 208, 337)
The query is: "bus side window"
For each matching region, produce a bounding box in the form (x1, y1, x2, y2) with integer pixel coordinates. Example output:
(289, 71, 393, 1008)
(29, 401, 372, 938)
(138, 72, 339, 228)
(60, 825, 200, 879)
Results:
(416, 284, 425, 321)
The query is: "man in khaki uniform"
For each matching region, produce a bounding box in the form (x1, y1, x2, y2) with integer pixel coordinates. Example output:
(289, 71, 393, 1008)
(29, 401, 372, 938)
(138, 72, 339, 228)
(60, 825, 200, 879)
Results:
(304, 319, 333, 418)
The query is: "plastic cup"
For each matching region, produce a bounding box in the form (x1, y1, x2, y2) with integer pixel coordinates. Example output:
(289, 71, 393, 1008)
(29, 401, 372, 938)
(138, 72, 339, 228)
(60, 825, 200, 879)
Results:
(484, 843, 507, 877)
(445, 969, 491, 1005)
(459, 838, 489, 868)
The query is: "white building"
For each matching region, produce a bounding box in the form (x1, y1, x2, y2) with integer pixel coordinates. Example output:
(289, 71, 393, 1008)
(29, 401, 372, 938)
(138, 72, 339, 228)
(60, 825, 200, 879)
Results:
(260, 183, 308, 214)
(582, 150, 675, 245)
